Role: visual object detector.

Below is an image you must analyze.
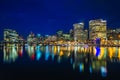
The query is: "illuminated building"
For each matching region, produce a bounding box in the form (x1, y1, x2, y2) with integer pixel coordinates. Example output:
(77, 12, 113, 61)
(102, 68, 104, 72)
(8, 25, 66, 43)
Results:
(107, 29, 120, 40)
(44, 35, 57, 42)
(56, 30, 63, 41)
(89, 19, 107, 40)
(4, 29, 19, 42)
(84, 30, 88, 42)
(107, 29, 120, 45)
(116, 28, 120, 33)
(18, 35, 25, 45)
(107, 29, 117, 40)
(63, 34, 71, 41)
(73, 23, 88, 42)
(36, 34, 41, 41)
(44, 35, 51, 43)
(51, 35, 57, 42)
(69, 29, 74, 41)
(36, 34, 44, 43)
(27, 32, 37, 44)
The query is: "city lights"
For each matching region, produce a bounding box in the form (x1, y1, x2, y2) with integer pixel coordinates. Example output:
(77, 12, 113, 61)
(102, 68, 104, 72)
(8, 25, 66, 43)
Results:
(1, 19, 120, 47)
(1, 19, 120, 79)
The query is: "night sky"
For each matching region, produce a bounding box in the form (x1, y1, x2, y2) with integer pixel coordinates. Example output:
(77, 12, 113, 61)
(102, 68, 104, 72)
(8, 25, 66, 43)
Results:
(0, 0, 120, 39)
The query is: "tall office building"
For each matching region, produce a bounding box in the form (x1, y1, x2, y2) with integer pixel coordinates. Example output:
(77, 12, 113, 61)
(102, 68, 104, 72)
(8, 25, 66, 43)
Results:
(27, 32, 36, 43)
(4, 29, 19, 42)
(73, 23, 88, 42)
(89, 19, 107, 40)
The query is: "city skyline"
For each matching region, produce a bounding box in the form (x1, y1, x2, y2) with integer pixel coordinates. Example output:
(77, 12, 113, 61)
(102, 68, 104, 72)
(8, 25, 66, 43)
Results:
(0, 0, 120, 39)
(0, 18, 120, 39)
(1, 19, 120, 39)
(1, 0, 120, 79)
(2, 19, 120, 47)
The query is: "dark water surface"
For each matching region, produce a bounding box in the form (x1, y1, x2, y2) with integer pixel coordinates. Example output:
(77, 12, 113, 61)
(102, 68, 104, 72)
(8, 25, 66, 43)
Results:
(0, 45, 120, 80)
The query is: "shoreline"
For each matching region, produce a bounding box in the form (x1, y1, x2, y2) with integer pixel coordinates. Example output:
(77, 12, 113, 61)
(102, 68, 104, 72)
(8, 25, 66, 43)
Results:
(0, 43, 120, 47)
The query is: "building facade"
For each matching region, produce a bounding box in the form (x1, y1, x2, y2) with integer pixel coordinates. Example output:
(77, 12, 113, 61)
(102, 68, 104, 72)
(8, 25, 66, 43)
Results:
(73, 23, 88, 42)
(4, 29, 19, 42)
(63, 34, 71, 41)
(107, 29, 120, 45)
(89, 19, 107, 40)
(27, 32, 37, 44)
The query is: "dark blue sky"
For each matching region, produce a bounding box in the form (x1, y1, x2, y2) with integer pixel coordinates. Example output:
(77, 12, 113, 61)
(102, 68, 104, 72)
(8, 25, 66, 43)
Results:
(0, 0, 120, 39)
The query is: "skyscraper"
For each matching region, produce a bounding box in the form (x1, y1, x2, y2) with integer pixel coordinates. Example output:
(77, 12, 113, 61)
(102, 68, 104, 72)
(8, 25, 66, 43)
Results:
(73, 23, 88, 42)
(89, 19, 107, 40)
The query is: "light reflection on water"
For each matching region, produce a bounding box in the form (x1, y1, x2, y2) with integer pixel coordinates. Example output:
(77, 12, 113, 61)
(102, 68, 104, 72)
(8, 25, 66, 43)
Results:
(2, 44, 120, 77)
(36, 46, 42, 61)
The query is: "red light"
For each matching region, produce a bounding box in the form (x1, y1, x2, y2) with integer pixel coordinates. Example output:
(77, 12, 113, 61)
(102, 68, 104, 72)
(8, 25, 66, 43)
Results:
(31, 54, 35, 60)
(18, 50, 23, 57)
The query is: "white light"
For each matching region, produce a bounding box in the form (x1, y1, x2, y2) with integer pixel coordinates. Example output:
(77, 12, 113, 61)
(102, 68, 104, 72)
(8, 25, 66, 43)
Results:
(78, 23, 84, 25)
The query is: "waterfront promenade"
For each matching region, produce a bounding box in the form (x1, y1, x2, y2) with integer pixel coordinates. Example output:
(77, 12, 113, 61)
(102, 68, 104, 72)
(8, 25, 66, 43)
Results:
(0, 41, 120, 47)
